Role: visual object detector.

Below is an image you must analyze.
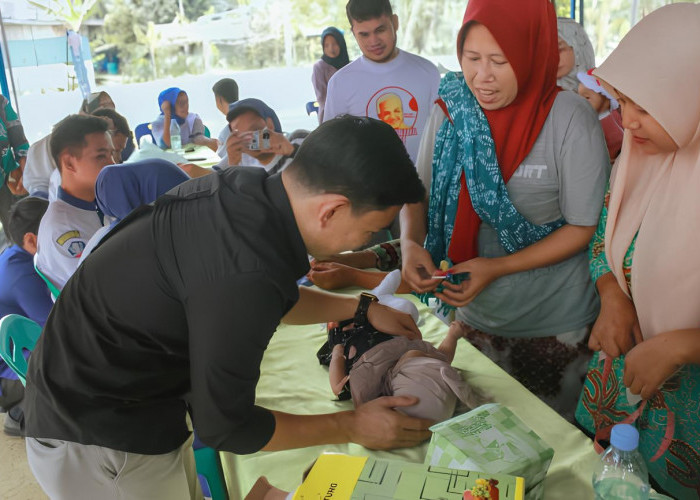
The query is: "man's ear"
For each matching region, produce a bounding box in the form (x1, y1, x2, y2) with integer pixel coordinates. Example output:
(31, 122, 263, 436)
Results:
(60, 150, 78, 174)
(392, 14, 399, 32)
(317, 194, 351, 229)
(23, 232, 38, 255)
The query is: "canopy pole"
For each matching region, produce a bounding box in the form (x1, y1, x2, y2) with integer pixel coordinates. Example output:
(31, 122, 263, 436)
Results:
(0, 5, 20, 114)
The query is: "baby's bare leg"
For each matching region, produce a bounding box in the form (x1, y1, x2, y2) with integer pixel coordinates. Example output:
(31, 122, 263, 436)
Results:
(437, 321, 470, 363)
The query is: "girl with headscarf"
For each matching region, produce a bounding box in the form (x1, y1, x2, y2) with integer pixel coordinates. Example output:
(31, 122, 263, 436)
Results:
(400, 0, 609, 420)
(151, 87, 218, 152)
(575, 5, 700, 497)
(79, 159, 189, 263)
(79, 91, 115, 115)
(556, 17, 596, 92)
(312, 27, 350, 123)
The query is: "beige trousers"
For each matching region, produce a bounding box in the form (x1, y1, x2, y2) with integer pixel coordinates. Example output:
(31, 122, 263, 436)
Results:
(26, 433, 205, 500)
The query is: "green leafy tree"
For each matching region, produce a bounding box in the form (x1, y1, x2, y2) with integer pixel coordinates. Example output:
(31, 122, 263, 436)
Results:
(26, 0, 99, 32)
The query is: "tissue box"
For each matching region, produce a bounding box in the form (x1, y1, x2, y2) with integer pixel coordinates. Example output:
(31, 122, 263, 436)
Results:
(293, 453, 525, 500)
(425, 404, 554, 500)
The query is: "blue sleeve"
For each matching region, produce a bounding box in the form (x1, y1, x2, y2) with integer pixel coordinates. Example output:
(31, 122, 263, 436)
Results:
(15, 272, 54, 326)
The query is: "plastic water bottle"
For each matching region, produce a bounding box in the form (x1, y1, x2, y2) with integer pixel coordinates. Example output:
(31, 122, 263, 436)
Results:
(593, 424, 651, 500)
(169, 120, 181, 151)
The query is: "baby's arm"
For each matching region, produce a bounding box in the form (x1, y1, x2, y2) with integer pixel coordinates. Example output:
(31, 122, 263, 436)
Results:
(329, 344, 350, 396)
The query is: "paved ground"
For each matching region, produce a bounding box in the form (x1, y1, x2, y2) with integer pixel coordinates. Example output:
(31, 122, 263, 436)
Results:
(15, 65, 323, 144)
(0, 418, 47, 500)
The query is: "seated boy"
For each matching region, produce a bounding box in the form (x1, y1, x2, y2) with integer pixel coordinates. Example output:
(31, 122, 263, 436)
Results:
(34, 115, 114, 290)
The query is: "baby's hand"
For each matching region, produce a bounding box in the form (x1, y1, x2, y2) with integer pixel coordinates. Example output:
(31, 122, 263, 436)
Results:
(447, 321, 471, 340)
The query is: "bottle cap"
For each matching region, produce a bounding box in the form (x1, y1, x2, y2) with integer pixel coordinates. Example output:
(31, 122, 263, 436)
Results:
(610, 424, 639, 451)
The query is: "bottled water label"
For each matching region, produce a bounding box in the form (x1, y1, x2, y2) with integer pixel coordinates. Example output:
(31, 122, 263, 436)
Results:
(171, 135, 182, 152)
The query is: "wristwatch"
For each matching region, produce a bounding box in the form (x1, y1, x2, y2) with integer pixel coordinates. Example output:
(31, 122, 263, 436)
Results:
(354, 292, 378, 326)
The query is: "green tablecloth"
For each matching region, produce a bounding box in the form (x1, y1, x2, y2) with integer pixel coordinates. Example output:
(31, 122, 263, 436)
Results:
(220, 293, 599, 499)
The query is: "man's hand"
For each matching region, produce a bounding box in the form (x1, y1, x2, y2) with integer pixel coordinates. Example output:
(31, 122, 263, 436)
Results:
(260, 130, 294, 157)
(7, 157, 27, 195)
(307, 262, 359, 290)
(349, 396, 433, 449)
(400, 239, 439, 293)
(588, 274, 643, 357)
(367, 301, 420, 340)
(434, 257, 501, 307)
(225, 129, 255, 166)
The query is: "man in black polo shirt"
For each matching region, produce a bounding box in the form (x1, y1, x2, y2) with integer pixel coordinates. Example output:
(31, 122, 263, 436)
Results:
(23, 116, 429, 499)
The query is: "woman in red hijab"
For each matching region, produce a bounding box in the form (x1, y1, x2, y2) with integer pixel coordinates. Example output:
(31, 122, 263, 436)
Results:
(400, 0, 609, 420)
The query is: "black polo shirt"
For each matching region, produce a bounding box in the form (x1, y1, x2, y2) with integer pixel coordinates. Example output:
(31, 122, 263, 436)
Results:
(24, 168, 310, 455)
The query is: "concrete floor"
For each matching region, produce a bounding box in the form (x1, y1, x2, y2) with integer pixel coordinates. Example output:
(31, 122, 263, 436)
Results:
(0, 415, 47, 499)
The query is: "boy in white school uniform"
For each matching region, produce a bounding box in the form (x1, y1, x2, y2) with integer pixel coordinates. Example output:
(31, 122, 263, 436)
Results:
(34, 115, 115, 291)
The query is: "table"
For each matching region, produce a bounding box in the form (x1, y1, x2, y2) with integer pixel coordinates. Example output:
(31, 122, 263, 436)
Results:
(220, 293, 600, 500)
(126, 142, 221, 169)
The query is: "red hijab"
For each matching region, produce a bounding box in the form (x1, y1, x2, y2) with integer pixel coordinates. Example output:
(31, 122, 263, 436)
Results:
(448, 0, 560, 263)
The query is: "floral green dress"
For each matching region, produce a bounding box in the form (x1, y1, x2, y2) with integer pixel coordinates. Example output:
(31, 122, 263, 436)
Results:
(577, 189, 700, 499)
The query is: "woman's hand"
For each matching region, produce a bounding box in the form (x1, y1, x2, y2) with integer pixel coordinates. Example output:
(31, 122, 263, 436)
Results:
(400, 239, 439, 294)
(367, 302, 421, 340)
(588, 273, 643, 357)
(624, 332, 684, 399)
(434, 257, 502, 307)
(160, 100, 171, 117)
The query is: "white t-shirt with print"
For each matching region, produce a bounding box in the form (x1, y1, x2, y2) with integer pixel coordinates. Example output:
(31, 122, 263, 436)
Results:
(323, 49, 440, 163)
(35, 192, 104, 291)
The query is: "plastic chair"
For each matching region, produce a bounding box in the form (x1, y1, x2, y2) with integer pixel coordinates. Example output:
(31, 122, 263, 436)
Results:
(0, 314, 42, 386)
(193, 432, 228, 500)
(134, 122, 155, 146)
(306, 101, 319, 115)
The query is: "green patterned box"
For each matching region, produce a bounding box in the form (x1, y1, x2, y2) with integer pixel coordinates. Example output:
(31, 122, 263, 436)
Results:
(425, 404, 554, 500)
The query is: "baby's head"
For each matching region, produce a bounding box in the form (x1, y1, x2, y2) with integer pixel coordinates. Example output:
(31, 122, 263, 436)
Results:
(385, 351, 463, 423)
(577, 68, 619, 115)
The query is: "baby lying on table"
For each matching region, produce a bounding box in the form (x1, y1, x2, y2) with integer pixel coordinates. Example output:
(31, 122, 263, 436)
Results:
(328, 320, 483, 423)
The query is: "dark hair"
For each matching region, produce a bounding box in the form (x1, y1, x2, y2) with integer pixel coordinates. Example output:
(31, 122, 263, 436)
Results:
(91, 108, 130, 137)
(285, 115, 425, 213)
(226, 106, 263, 125)
(50, 115, 110, 172)
(346, 0, 393, 25)
(7, 197, 49, 247)
(212, 78, 239, 104)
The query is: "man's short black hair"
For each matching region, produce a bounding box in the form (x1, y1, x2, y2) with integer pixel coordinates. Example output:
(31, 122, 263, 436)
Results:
(50, 114, 110, 173)
(91, 108, 130, 137)
(7, 197, 49, 247)
(346, 0, 394, 25)
(285, 115, 425, 213)
(213, 78, 239, 104)
(226, 106, 263, 125)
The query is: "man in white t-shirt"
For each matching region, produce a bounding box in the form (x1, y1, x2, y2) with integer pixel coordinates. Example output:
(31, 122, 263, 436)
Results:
(35, 115, 115, 291)
(323, 0, 441, 163)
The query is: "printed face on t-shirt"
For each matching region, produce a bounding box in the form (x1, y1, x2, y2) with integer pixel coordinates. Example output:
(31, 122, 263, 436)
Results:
(377, 94, 408, 129)
(351, 14, 399, 63)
